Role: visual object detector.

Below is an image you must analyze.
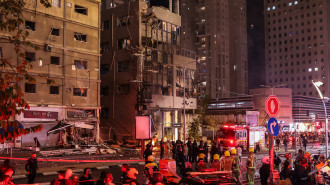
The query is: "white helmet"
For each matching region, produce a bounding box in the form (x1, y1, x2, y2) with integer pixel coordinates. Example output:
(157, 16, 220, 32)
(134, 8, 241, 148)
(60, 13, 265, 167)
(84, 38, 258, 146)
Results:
(261, 156, 270, 164)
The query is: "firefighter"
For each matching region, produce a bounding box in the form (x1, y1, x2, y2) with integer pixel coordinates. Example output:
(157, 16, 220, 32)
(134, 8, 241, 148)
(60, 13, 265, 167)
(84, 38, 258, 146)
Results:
(144, 155, 158, 184)
(231, 148, 241, 184)
(196, 153, 207, 171)
(280, 153, 293, 180)
(315, 155, 326, 185)
(220, 151, 233, 172)
(246, 147, 256, 185)
(211, 154, 221, 171)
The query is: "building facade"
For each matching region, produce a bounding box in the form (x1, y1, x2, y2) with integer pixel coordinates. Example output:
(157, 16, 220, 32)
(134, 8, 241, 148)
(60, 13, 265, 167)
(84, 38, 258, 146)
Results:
(264, 0, 330, 97)
(181, 0, 248, 99)
(0, 0, 101, 147)
(100, 0, 197, 142)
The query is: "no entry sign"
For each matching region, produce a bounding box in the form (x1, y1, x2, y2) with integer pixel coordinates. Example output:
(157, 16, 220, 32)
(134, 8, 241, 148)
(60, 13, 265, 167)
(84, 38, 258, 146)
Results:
(265, 95, 280, 117)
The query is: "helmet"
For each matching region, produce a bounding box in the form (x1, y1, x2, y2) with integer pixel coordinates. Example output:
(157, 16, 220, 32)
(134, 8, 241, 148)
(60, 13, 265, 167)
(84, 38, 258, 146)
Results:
(213, 154, 220, 160)
(224, 151, 230, 157)
(127, 168, 138, 179)
(199, 153, 205, 159)
(147, 155, 154, 162)
(327, 158, 330, 163)
(304, 152, 311, 158)
(261, 156, 270, 164)
(285, 153, 292, 158)
(249, 147, 254, 153)
(231, 148, 237, 155)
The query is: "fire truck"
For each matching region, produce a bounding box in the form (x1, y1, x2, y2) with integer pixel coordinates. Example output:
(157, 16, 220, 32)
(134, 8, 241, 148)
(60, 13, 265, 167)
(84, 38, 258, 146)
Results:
(216, 125, 266, 151)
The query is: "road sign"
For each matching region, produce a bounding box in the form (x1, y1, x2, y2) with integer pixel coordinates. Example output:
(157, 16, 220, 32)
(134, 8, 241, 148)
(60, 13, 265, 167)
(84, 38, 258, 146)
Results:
(267, 117, 279, 136)
(265, 95, 280, 117)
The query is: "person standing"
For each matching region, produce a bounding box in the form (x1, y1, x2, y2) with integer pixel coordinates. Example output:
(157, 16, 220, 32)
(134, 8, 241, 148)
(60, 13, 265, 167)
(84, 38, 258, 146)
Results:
(143, 142, 153, 164)
(210, 141, 219, 163)
(293, 158, 309, 185)
(171, 141, 177, 160)
(192, 140, 198, 163)
(246, 147, 256, 185)
(25, 153, 38, 184)
(231, 149, 241, 184)
(283, 137, 288, 152)
(186, 138, 193, 162)
(280, 153, 293, 180)
(276, 137, 281, 151)
(302, 137, 308, 151)
(203, 142, 209, 163)
(79, 168, 94, 185)
(160, 139, 165, 159)
(220, 151, 233, 172)
(260, 156, 270, 185)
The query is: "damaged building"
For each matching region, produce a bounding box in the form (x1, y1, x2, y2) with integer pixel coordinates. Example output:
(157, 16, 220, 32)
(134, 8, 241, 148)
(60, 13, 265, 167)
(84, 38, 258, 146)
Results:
(100, 0, 197, 142)
(0, 0, 101, 148)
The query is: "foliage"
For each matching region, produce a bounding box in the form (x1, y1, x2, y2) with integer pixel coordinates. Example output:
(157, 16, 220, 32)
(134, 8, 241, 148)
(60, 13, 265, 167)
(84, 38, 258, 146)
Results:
(0, 0, 51, 122)
(188, 95, 213, 140)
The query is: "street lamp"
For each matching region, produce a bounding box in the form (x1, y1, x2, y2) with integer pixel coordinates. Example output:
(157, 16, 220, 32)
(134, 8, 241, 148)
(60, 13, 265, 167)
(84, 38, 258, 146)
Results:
(312, 80, 328, 158)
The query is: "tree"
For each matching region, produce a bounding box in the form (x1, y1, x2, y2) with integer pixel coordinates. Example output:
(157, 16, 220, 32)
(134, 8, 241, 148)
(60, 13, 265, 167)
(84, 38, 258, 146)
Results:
(188, 95, 212, 139)
(0, 0, 51, 139)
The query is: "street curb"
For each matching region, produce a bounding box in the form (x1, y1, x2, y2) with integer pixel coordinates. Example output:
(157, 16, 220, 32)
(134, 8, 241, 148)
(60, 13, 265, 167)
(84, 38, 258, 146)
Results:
(96, 166, 110, 170)
(42, 172, 58, 176)
(12, 175, 27, 179)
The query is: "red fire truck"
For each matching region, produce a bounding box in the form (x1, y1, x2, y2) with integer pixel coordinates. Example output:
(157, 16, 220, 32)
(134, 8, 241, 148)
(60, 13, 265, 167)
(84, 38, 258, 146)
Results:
(216, 125, 266, 151)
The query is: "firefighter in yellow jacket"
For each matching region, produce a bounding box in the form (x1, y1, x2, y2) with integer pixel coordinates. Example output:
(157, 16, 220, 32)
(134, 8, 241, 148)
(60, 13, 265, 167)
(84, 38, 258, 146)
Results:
(246, 147, 256, 185)
(231, 148, 241, 184)
(220, 151, 233, 171)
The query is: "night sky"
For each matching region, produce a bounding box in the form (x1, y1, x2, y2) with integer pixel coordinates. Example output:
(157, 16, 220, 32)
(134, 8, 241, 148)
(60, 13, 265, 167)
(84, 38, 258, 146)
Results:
(151, 0, 266, 89)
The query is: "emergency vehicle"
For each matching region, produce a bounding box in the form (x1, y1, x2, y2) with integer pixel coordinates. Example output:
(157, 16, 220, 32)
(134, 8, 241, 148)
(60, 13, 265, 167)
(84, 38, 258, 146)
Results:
(216, 125, 266, 151)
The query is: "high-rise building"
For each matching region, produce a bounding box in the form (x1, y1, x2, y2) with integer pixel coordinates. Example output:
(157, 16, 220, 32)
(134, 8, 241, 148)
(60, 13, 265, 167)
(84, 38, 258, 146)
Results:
(181, 0, 248, 99)
(100, 0, 197, 141)
(0, 0, 101, 147)
(264, 0, 329, 97)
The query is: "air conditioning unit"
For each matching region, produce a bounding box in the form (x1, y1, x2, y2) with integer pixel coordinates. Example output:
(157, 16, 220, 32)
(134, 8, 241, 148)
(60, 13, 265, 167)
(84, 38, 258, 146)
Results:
(44, 44, 52, 52)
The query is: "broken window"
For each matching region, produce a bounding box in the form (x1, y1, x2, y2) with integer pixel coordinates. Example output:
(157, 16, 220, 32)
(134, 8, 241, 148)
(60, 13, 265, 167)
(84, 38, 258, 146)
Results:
(52, 0, 61, 7)
(50, 56, 60, 65)
(74, 32, 87, 42)
(51, 28, 60, 36)
(103, 20, 109, 30)
(74, 5, 88, 15)
(101, 64, 109, 74)
(117, 16, 130, 27)
(74, 60, 87, 69)
(118, 60, 130, 72)
(25, 21, 35, 31)
(73, 88, 87, 96)
(50, 86, 59, 94)
(25, 83, 36, 93)
(118, 38, 130, 49)
(25, 52, 36, 62)
(117, 84, 130, 95)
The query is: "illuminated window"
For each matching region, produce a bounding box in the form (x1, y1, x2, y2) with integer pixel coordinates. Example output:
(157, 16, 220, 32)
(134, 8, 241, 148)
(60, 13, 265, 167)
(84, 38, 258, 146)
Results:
(294, 1, 298, 5)
(308, 68, 312, 72)
(315, 68, 318, 71)
(267, 7, 271, 11)
(272, 6, 276, 10)
(289, 2, 292, 6)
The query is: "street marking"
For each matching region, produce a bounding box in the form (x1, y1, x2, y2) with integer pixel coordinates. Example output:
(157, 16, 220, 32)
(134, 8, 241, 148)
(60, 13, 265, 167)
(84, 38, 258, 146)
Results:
(42, 172, 58, 176)
(96, 166, 109, 170)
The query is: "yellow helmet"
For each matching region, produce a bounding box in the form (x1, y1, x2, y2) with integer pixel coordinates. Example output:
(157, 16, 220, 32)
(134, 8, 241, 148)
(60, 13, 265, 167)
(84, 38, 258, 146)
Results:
(147, 155, 154, 162)
(199, 153, 205, 159)
(304, 152, 311, 158)
(231, 148, 237, 155)
(249, 147, 254, 153)
(213, 154, 220, 160)
(224, 151, 230, 157)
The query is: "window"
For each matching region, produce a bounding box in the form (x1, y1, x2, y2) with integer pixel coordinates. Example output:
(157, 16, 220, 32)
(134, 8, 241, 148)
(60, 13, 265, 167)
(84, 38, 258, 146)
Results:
(308, 68, 312, 72)
(25, 52, 36, 62)
(117, 16, 130, 27)
(74, 60, 87, 69)
(315, 68, 318, 71)
(101, 107, 109, 118)
(74, 32, 87, 42)
(103, 20, 109, 30)
(118, 61, 129, 72)
(117, 84, 130, 95)
(51, 28, 60, 36)
(25, 21, 35, 31)
(101, 64, 109, 74)
(52, 0, 61, 7)
(73, 88, 87, 96)
(101, 42, 109, 53)
(74, 5, 88, 15)
(101, 86, 109, 96)
(52, 0, 61, 8)
(50, 86, 59, 94)
(50, 56, 60, 65)
(118, 38, 130, 49)
(25, 83, 36, 93)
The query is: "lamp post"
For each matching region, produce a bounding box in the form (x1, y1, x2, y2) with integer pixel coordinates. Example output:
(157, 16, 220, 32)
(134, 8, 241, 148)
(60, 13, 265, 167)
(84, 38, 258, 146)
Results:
(312, 80, 328, 158)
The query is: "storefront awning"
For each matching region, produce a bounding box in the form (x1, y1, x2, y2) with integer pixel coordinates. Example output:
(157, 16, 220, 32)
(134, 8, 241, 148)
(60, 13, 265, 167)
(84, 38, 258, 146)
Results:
(46, 121, 73, 135)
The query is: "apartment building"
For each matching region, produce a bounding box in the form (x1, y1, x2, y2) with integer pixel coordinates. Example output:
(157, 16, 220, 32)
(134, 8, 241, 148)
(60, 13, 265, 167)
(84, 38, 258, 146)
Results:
(264, 0, 330, 97)
(100, 0, 197, 141)
(181, 0, 248, 99)
(0, 0, 101, 147)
